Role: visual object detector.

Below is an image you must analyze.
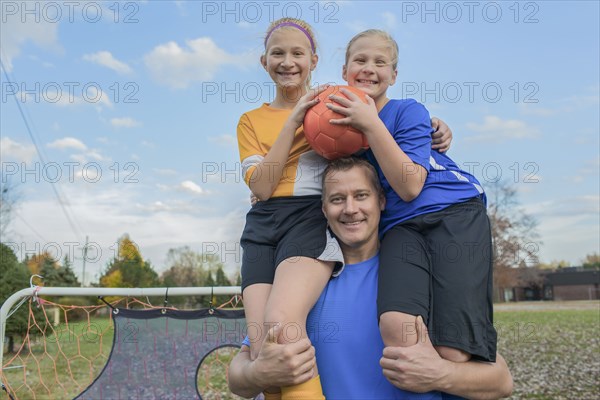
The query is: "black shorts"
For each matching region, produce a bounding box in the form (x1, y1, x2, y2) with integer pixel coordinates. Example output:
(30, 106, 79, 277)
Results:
(240, 196, 344, 291)
(378, 198, 497, 362)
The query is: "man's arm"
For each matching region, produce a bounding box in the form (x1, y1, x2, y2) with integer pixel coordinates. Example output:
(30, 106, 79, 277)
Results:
(228, 325, 316, 398)
(380, 317, 513, 400)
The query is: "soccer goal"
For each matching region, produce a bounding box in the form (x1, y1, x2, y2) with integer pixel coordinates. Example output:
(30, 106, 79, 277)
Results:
(1, 286, 246, 400)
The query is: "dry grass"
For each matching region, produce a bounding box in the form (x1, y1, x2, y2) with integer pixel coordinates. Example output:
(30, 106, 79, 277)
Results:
(495, 301, 600, 400)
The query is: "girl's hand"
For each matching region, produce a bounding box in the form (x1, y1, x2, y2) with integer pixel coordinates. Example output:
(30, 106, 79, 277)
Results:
(288, 84, 330, 129)
(327, 88, 381, 134)
(249, 192, 259, 206)
(431, 117, 452, 153)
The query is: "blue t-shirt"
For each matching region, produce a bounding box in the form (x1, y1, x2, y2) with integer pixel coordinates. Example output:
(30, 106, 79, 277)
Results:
(242, 255, 464, 399)
(365, 99, 485, 235)
(308, 255, 440, 399)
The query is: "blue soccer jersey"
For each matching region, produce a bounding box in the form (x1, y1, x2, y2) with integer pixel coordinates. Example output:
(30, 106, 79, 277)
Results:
(365, 99, 485, 235)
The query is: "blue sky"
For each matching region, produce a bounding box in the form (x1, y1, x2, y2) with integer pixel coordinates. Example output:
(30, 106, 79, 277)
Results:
(1, 1, 598, 283)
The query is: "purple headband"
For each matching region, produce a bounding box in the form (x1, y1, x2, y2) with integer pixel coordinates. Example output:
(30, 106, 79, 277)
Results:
(264, 21, 316, 53)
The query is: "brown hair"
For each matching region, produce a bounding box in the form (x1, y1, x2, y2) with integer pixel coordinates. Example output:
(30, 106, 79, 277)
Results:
(344, 29, 399, 70)
(322, 156, 383, 198)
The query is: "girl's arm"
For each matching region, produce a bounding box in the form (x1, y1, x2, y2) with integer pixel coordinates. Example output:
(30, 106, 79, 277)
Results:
(241, 85, 329, 201)
(328, 91, 427, 202)
(245, 117, 300, 201)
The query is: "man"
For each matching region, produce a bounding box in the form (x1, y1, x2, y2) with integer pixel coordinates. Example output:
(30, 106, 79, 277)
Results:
(228, 157, 513, 399)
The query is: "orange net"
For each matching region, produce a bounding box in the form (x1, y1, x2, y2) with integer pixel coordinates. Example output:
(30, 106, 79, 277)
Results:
(1, 295, 246, 400)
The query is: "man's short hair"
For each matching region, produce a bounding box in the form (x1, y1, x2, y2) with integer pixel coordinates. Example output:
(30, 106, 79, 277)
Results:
(322, 156, 383, 198)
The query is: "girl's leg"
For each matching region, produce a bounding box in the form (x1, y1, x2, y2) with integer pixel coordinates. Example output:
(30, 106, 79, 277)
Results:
(378, 225, 431, 349)
(435, 346, 471, 362)
(379, 311, 420, 347)
(264, 256, 334, 399)
(243, 283, 282, 396)
(242, 283, 271, 360)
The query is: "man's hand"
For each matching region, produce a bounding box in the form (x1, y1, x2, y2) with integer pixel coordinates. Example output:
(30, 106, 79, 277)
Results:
(380, 316, 451, 393)
(229, 325, 316, 397)
(255, 324, 316, 387)
(431, 117, 452, 153)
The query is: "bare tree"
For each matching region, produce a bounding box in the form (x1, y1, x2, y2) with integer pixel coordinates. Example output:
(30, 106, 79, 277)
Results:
(486, 180, 542, 301)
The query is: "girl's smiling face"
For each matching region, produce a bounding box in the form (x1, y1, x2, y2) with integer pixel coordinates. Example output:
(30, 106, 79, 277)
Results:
(343, 36, 397, 109)
(261, 28, 318, 91)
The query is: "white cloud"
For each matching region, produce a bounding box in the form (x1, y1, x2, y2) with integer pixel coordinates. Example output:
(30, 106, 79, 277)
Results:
(465, 116, 540, 143)
(83, 51, 133, 75)
(1, 14, 62, 72)
(180, 180, 204, 195)
(144, 37, 251, 89)
(11, 177, 248, 277)
(381, 12, 397, 29)
(529, 197, 600, 264)
(561, 157, 599, 184)
(208, 134, 236, 146)
(70, 150, 108, 164)
(528, 196, 600, 218)
(110, 117, 141, 128)
(24, 89, 114, 108)
(0, 137, 37, 162)
(47, 137, 87, 151)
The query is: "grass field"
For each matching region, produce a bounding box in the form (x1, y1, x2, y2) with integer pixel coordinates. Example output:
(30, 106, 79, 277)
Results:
(495, 301, 599, 400)
(2, 301, 599, 399)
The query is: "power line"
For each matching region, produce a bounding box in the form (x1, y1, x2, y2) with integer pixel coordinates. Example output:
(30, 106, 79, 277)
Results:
(13, 209, 49, 243)
(1, 56, 86, 240)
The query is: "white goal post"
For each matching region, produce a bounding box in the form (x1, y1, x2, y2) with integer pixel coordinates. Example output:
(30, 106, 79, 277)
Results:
(0, 285, 242, 374)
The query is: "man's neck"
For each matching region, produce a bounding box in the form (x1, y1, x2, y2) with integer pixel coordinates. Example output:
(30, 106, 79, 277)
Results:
(342, 242, 379, 265)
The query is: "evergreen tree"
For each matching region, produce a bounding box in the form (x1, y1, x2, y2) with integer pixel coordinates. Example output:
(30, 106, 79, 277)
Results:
(1, 243, 31, 352)
(214, 266, 232, 306)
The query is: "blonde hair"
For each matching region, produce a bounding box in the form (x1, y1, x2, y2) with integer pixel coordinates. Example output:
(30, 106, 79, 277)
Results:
(263, 18, 319, 90)
(263, 18, 318, 54)
(345, 29, 399, 70)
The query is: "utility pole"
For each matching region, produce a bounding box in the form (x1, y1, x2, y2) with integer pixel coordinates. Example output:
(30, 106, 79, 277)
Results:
(77, 236, 89, 287)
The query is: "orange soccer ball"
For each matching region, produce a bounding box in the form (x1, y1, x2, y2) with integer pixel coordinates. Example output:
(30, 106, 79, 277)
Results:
(303, 85, 370, 160)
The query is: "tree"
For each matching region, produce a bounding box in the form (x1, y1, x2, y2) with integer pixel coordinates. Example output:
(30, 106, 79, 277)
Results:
(581, 253, 600, 269)
(39, 255, 80, 287)
(486, 180, 542, 301)
(538, 259, 571, 270)
(0, 179, 18, 240)
(1, 243, 31, 353)
(99, 235, 159, 289)
(214, 265, 232, 306)
(161, 247, 208, 307)
(159, 247, 232, 308)
(203, 271, 216, 308)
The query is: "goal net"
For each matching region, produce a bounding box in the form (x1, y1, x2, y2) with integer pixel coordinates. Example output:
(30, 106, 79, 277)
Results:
(1, 286, 247, 400)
